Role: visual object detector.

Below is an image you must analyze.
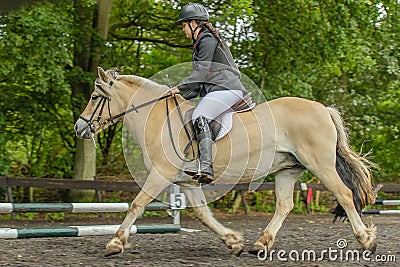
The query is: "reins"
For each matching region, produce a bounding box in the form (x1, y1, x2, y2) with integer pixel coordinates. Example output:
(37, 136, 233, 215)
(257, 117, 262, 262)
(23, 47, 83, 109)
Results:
(106, 94, 171, 123)
(166, 95, 196, 162)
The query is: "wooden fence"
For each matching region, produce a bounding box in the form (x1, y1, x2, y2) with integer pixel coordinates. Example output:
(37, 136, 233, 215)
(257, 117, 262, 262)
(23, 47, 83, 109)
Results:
(1, 176, 399, 216)
(0, 176, 322, 192)
(1, 176, 399, 193)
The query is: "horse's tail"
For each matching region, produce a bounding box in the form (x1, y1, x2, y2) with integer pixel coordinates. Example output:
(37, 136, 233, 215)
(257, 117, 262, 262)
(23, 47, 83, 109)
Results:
(326, 107, 376, 221)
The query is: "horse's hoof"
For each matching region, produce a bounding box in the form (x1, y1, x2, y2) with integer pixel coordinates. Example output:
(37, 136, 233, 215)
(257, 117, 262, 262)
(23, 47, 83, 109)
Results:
(124, 242, 134, 249)
(229, 244, 244, 257)
(248, 244, 266, 256)
(248, 248, 267, 259)
(368, 241, 377, 254)
(104, 247, 122, 257)
(105, 239, 124, 257)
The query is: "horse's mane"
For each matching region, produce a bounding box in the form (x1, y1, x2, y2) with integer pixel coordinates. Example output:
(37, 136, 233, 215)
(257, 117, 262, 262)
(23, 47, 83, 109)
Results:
(117, 75, 150, 86)
(117, 74, 167, 94)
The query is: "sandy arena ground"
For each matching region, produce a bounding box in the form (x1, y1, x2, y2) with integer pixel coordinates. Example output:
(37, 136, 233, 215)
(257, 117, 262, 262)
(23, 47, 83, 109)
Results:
(0, 212, 398, 266)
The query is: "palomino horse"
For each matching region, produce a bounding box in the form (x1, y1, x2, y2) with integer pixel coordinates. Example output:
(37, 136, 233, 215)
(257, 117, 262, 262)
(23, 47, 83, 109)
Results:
(74, 67, 376, 257)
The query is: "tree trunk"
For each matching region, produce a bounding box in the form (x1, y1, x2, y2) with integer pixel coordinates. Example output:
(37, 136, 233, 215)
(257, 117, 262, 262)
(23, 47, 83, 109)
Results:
(91, 0, 115, 166)
(70, 0, 113, 201)
(90, 0, 113, 72)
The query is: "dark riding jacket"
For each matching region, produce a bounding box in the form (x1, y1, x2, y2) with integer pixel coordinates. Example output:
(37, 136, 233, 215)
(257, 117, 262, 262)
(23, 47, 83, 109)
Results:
(177, 30, 246, 100)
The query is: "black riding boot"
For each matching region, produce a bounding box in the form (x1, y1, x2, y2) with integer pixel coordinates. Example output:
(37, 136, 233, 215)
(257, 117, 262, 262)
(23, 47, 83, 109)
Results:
(184, 116, 214, 184)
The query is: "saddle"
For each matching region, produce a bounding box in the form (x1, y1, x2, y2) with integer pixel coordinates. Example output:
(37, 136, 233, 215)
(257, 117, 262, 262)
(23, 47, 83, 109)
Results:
(184, 92, 256, 141)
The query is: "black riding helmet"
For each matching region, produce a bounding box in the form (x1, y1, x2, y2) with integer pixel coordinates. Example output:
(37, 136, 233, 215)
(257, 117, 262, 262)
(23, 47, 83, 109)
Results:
(176, 2, 209, 24)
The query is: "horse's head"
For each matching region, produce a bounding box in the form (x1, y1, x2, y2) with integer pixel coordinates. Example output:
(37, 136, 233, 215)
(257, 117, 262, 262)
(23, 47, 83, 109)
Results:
(74, 67, 127, 139)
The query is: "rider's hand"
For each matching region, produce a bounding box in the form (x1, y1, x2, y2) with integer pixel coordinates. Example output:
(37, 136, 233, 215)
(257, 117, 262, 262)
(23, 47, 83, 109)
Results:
(169, 87, 180, 95)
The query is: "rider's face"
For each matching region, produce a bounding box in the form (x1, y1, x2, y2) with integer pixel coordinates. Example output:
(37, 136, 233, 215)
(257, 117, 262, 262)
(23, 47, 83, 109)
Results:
(182, 21, 196, 39)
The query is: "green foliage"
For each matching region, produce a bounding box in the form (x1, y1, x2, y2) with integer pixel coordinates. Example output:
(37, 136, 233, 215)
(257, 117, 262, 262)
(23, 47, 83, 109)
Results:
(12, 212, 36, 220)
(0, 116, 10, 175)
(0, 1, 75, 177)
(0, 3, 73, 92)
(23, 212, 36, 220)
(142, 211, 165, 217)
(45, 212, 65, 221)
(241, 0, 399, 182)
(249, 190, 275, 213)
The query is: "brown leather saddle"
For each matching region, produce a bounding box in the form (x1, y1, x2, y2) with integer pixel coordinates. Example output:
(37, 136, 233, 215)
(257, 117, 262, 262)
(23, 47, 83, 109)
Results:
(184, 92, 255, 141)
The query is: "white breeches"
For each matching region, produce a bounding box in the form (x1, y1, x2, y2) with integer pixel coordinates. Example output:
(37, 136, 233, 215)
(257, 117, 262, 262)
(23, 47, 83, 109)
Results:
(192, 90, 243, 122)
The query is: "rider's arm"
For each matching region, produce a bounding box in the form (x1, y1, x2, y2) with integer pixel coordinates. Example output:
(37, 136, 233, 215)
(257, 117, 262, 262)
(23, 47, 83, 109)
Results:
(177, 33, 217, 99)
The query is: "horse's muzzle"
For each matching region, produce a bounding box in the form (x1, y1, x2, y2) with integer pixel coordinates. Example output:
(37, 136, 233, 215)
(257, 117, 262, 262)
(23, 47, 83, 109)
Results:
(74, 118, 95, 139)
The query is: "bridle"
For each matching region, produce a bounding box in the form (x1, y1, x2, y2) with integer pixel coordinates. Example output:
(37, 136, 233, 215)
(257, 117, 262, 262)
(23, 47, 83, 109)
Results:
(79, 78, 172, 130)
(79, 76, 195, 162)
(78, 79, 114, 132)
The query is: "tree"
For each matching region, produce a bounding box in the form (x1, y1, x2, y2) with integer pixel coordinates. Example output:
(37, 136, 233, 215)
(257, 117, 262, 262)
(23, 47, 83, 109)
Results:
(70, 0, 113, 201)
(0, 0, 115, 200)
(246, 0, 399, 181)
(0, 1, 74, 179)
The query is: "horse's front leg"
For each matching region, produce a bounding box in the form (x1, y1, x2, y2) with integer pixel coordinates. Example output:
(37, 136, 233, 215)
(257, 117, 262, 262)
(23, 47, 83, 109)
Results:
(181, 187, 244, 256)
(105, 170, 171, 256)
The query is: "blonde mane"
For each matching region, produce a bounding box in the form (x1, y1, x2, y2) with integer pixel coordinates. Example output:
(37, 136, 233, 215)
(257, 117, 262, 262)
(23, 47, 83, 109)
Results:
(117, 74, 167, 95)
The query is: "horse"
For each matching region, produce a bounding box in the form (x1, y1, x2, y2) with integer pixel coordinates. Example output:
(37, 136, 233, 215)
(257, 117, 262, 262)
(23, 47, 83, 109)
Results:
(74, 67, 377, 257)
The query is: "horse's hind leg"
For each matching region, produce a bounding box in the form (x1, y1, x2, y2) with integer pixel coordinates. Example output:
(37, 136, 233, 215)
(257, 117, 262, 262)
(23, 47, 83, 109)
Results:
(249, 168, 304, 255)
(312, 167, 377, 251)
(293, 107, 376, 251)
(105, 170, 171, 256)
(181, 187, 244, 256)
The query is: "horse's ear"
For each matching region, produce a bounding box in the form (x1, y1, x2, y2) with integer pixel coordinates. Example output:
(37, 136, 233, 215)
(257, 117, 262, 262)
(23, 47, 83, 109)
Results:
(98, 67, 106, 81)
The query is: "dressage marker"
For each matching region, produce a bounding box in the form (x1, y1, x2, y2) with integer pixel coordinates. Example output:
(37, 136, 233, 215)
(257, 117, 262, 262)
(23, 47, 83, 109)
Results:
(362, 200, 400, 215)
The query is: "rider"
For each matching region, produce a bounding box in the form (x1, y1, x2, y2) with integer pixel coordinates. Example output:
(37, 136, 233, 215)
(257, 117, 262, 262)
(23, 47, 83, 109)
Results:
(170, 2, 247, 184)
